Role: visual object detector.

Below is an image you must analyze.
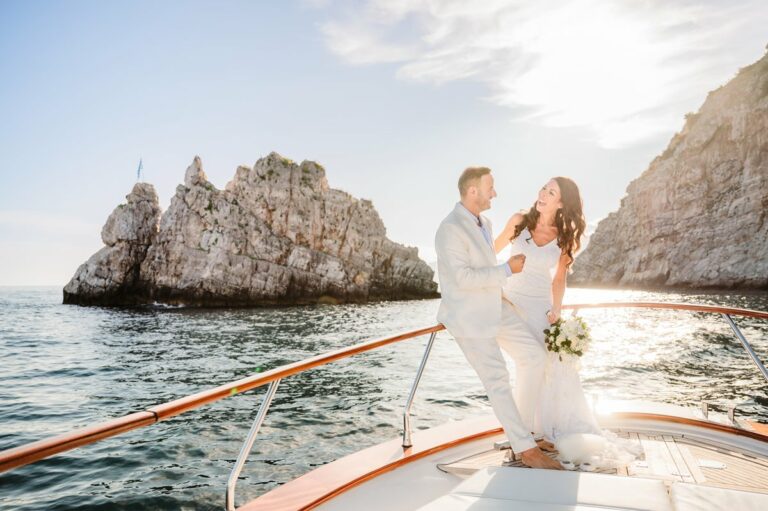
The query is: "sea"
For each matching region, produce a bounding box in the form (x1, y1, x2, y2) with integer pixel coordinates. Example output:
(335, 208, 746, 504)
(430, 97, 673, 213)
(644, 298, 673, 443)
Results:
(1, 286, 767, 510)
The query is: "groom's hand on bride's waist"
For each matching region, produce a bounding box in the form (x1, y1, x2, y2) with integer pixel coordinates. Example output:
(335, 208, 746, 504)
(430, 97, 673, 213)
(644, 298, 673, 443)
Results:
(507, 254, 526, 274)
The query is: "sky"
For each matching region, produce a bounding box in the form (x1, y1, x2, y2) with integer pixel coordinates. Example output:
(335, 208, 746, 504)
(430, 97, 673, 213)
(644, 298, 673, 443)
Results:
(0, 0, 766, 286)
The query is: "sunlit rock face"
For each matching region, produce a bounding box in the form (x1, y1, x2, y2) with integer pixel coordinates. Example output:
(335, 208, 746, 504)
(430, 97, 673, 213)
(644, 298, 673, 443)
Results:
(64, 153, 438, 306)
(63, 183, 162, 305)
(571, 51, 768, 289)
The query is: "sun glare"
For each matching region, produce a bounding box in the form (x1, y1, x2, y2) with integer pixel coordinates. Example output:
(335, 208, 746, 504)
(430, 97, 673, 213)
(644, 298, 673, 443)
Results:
(321, 0, 746, 147)
(494, 2, 702, 145)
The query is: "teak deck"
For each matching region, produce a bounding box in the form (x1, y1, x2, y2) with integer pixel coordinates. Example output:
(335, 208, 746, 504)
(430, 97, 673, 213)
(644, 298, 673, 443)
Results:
(438, 428, 768, 494)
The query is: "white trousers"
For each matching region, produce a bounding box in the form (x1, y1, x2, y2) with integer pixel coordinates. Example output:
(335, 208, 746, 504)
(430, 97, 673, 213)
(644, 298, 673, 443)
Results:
(454, 301, 547, 453)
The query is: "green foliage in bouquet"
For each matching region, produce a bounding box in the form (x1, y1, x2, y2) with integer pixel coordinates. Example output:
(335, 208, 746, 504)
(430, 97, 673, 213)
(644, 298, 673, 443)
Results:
(543, 315, 592, 359)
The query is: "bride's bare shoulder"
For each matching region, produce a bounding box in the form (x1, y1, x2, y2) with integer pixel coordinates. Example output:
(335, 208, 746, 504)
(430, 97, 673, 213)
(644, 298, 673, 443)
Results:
(497, 211, 526, 241)
(505, 211, 526, 230)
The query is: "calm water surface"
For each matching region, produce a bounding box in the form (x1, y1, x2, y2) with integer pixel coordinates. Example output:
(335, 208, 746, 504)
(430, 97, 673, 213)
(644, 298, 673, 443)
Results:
(1, 287, 767, 510)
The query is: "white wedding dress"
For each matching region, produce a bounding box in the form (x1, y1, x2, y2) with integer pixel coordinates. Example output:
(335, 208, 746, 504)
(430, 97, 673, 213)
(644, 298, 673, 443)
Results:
(502, 228, 637, 467)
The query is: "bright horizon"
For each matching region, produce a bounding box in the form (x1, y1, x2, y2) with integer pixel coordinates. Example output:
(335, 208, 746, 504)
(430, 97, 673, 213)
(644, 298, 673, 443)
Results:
(1, 0, 767, 286)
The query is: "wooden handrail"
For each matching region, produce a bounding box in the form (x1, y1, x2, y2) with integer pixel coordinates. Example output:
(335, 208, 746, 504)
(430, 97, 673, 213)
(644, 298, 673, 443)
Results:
(562, 302, 768, 319)
(0, 324, 443, 473)
(1, 301, 766, 474)
(148, 324, 444, 421)
(0, 412, 157, 474)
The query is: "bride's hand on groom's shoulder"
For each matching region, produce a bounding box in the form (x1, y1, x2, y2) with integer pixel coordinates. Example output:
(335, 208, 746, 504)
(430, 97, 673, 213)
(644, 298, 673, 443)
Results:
(507, 254, 526, 274)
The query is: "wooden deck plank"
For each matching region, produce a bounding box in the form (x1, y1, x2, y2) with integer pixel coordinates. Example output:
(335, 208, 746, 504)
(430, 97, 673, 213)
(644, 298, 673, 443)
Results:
(673, 438, 707, 484)
(638, 433, 682, 481)
(431, 427, 767, 496)
(683, 441, 768, 494)
(437, 448, 508, 475)
(627, 432, 653, 478)
(662, 435, 695, 483)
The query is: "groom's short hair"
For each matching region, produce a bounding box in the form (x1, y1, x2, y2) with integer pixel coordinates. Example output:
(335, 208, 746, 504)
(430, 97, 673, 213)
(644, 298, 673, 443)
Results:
(459, 166, 491, 197)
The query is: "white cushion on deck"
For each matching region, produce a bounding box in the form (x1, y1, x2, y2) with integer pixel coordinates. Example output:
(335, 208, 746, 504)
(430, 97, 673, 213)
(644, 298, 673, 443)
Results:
(419, 494, 644, 511)
(417, 467, 673, 511)
(671, 483, 768, 511)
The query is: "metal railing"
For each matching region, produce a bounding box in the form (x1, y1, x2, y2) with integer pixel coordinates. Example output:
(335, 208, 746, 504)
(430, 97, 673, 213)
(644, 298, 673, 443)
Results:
(226, 380, 280, 511)
(402, 331, 437, 448)
(1, 302, 767, 510)
(722, 313, 768, 383)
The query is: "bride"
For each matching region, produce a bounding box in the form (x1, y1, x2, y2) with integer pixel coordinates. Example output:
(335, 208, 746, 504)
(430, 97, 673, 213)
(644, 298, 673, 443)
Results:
(493, 177, 600, 449)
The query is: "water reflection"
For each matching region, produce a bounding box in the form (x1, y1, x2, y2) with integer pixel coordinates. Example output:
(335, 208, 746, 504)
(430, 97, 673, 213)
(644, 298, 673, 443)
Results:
(0, 286, 766, 510)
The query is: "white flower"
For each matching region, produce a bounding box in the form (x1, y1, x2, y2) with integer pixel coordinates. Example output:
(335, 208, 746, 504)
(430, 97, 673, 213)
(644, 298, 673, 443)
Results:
(547, 316, 594, 357)
(562, 320, 578, 339)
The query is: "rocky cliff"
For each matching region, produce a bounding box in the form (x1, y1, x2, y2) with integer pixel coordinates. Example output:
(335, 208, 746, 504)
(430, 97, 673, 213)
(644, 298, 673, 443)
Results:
(64, 153, 439, 305)
(571, 51, 768, 289)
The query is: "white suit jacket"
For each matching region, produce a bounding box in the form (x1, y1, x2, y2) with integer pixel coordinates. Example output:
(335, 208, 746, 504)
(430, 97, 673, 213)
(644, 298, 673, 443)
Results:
(435, 203, 508, 339)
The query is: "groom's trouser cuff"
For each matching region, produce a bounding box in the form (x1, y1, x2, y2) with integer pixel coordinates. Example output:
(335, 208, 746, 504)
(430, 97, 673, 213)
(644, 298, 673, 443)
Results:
(504, 429, 537, 454)
(510, 434, 537, 453)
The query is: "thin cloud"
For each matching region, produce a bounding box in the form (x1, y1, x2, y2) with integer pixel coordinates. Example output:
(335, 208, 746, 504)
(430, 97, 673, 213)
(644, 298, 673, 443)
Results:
(319, 0, 767, 148)
(320, 21, 416, 64)
(0, 210, 99, 239)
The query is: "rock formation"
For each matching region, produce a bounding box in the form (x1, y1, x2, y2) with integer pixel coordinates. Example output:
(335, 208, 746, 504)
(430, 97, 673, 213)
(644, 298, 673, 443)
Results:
(571, 50, 768, 289)
(64, 153, 439, 305)
(63, 183, 161, 304)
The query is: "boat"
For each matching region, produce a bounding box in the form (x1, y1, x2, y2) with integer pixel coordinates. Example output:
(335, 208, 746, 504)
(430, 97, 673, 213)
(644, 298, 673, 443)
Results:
(2, 302, 768, 510)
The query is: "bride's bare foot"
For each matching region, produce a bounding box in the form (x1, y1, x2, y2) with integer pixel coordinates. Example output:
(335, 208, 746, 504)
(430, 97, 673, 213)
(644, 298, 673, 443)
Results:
(520, 447, 564, 470)
(536, 438, 557, 452)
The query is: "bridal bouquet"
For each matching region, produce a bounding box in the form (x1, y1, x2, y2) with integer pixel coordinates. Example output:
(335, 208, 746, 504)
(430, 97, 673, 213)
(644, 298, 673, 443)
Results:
(543, 315, 591, 360)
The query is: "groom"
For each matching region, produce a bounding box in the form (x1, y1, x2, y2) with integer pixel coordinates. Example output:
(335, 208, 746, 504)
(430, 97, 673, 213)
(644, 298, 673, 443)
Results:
(435, 166, 561, 469)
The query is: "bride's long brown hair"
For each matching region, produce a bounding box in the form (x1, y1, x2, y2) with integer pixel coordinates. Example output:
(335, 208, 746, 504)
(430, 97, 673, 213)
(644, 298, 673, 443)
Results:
(512, 177, 586, 267)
